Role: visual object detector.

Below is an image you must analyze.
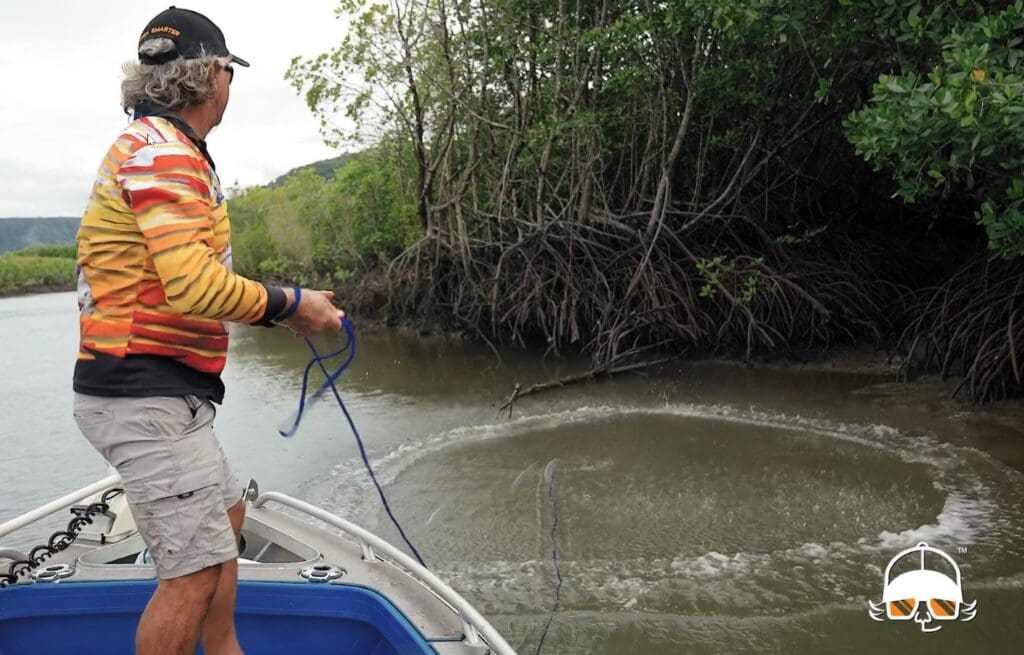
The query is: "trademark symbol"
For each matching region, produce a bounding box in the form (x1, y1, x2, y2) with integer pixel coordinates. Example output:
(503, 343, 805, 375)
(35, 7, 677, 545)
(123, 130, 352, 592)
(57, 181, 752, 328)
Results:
(957, 546, 968, 555)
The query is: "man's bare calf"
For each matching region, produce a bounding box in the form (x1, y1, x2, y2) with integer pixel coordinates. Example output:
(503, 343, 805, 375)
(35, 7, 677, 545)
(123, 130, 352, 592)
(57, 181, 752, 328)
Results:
(201, 500, 247, 655)
(136, 564, 222, 655)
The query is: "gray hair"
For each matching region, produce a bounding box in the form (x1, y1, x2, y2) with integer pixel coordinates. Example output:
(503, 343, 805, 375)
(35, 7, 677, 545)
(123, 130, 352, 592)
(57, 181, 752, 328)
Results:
(120, 38, 229, 112)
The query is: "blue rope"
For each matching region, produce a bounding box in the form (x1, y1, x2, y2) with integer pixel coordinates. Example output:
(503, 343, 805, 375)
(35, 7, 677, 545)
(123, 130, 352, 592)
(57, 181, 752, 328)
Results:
(280, 317, 427, 568)
(277, 336, 354, 438)
(535, 467, 563, 654)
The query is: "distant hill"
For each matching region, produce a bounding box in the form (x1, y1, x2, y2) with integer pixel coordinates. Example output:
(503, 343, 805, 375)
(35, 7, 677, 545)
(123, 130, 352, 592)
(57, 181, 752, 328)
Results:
(0, 217, 79, 254)
(268, 154, 354, 188)
(0, 155, 353, 253)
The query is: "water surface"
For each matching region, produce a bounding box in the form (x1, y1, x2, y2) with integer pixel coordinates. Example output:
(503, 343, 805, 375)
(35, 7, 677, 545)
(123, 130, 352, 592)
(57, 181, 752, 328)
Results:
(2, 292, 1022, 653)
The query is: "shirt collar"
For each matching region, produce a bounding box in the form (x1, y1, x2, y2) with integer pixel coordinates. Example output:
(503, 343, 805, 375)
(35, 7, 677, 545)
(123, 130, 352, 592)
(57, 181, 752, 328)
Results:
(132, 101, 217, 171)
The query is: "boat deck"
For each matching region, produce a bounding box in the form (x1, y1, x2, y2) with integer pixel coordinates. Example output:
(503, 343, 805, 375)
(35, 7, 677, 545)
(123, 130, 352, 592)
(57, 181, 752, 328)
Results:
(0, 480, 512, 654)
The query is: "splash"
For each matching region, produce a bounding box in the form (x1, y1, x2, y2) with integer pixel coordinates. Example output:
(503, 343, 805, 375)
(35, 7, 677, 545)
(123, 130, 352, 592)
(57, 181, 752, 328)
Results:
(309, 401, 1022, 616)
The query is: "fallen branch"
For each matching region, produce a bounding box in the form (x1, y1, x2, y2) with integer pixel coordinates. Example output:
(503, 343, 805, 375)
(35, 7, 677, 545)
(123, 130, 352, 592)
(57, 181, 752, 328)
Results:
(497, 357, 671, 417)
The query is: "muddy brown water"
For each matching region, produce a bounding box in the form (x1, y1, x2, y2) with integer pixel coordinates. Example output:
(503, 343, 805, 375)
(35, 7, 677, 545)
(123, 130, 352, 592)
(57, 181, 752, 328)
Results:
(2, 291, 1023, 653)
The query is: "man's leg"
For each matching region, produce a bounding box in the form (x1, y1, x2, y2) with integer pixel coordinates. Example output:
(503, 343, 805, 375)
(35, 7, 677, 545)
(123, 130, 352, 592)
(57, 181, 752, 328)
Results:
(74, 394, 241, 655)
(136, 564, 223, 655)
(201, 499, 246, 655)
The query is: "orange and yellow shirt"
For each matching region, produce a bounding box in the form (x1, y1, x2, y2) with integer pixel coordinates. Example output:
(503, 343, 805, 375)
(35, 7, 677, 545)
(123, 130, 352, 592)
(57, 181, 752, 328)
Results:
(73, 112, 284, 402)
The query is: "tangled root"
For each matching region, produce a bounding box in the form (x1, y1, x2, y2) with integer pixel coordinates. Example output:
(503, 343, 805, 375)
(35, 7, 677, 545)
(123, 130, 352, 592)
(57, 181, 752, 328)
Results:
(386, 213, 889, 369)
(897, 255, 1024, 404)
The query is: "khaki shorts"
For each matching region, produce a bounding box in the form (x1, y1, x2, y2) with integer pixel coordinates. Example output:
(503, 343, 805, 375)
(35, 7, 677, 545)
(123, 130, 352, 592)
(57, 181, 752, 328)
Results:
(73, 393, 241, 579)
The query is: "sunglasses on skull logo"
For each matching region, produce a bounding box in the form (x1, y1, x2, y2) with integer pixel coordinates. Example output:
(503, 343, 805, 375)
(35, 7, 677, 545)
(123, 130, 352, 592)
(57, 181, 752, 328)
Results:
(887, 598, 959, 620)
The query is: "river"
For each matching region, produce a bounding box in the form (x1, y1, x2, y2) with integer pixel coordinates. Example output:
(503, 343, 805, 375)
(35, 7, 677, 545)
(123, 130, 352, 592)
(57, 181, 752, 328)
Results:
(2, 291, 1023, 653)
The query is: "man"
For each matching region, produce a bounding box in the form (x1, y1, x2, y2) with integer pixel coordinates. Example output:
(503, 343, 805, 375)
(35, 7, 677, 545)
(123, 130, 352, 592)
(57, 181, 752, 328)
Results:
(72, 7, 341, 655)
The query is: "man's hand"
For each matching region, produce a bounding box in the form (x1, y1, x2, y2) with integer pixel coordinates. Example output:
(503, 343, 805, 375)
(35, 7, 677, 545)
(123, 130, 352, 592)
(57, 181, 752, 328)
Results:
(281, 289, 345, 336)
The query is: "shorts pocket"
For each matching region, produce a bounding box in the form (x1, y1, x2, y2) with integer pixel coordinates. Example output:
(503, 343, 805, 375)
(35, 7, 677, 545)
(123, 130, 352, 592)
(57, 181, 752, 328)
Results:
(132, 483, 236, 579)
(132, 492, 187, 564)
(73, 408, 113, 431)
(124, 461, 221, 504)
(73, 394, 114, 433)
(143, 396, 197, 440)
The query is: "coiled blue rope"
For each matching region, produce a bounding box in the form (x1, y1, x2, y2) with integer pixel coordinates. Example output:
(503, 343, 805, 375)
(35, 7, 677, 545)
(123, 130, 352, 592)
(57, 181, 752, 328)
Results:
(279, 315, 427, 568)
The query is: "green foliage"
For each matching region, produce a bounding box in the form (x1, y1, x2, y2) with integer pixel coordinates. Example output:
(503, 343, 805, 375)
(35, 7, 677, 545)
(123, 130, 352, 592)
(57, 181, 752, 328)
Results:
(696, 256, 730, 299)
(845, 1, 1024, 259)
(17, 244, 77, 258)
(227, 186, 284, 277)
(284, 0, 1022, 267)
(286, 0, 413, 148)
(277, 0, 1020, 384)
(330, 150, 419, 262)
(775, 226, 829, 246)
(0, 247, 76, 292)
(228, 145, 417, 284)
(696, 256, 764, 304)
(268, 154, 354, 188)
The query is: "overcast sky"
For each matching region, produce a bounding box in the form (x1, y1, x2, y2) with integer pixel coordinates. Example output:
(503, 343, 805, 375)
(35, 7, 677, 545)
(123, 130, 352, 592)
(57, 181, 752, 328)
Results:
(0, 1, 346, 217)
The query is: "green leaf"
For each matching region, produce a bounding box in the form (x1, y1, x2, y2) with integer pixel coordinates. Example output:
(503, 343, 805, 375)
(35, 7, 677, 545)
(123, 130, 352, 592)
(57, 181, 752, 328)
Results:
(908, 5, 921, 29)
(885, 80, 906, 94)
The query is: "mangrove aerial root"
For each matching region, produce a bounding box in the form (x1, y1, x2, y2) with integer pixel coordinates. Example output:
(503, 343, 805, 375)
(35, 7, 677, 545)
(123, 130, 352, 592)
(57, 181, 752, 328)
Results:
(386, 211, 887, 383)
(896, 256, 1024, 404)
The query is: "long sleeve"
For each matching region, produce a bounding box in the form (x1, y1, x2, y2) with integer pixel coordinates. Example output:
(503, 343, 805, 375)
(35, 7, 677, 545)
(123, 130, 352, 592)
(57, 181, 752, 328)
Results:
(117, 141, 270, 324)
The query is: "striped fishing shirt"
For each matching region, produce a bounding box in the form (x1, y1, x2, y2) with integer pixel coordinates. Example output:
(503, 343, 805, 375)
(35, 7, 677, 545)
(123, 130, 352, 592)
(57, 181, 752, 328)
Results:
(74, 109, 285, 402)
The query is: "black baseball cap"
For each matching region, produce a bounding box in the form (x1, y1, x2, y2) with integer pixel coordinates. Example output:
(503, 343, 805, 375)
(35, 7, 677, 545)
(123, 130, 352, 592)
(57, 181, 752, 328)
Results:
(138, 6, 249, 67)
